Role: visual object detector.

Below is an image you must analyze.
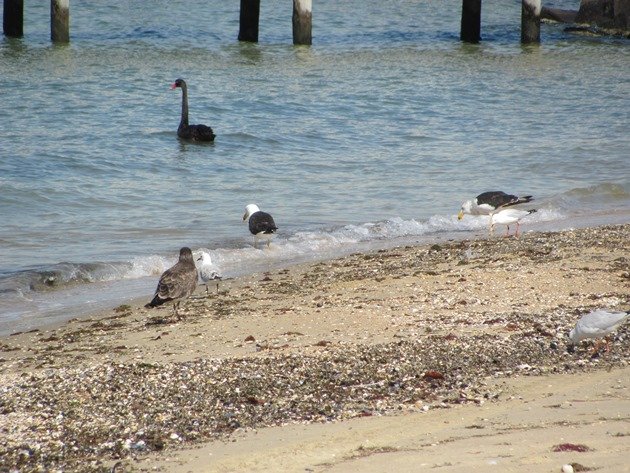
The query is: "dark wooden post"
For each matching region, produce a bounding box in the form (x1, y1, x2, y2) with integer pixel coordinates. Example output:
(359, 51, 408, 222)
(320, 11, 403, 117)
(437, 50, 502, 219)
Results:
(460, 0, 481, 43)
(292, 0, 312, 45)
(51, 0, 70, 43)
(238, 0, 260, 42)
(521, 0, 541, 43)
(3, 0, 24, 37)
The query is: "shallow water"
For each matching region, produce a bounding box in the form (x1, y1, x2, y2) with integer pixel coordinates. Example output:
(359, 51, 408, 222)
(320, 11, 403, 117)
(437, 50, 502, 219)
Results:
(1, 0, 629, 335)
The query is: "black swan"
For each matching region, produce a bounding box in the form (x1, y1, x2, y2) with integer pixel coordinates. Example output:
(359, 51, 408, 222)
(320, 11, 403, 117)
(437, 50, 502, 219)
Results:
(145, 247, 198, 319)
(170, 78, 216, 142)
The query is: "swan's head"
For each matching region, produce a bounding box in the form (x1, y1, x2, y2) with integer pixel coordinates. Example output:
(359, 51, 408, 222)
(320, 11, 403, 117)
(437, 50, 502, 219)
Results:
(170, 78, 186, 90)
(243, 204, 260, 222)
(458, 200, 472, 220)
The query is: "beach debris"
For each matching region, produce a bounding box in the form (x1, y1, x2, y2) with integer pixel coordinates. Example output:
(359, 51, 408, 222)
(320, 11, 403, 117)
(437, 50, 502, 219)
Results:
(423, 370, 445, 380)
(552, 443, 591, 452)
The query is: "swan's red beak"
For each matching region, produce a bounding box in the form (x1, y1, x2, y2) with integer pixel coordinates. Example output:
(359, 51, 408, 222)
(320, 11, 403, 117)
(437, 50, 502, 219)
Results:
(170, 83, 177, 90)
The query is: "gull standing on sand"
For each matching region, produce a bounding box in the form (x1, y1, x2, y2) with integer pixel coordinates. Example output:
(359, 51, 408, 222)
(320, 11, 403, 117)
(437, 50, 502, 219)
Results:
(243, 204, 278, 249)
(569, 309, 629, 353)
(458, 191, 534, 220)
(490, 208, 537, 237)
(145, 247, 198, 319)
(196, 251, 222, 294)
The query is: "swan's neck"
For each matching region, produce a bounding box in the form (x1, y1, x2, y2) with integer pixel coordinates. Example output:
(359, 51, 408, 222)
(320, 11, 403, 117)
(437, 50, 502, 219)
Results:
(180, 85, 189, 127)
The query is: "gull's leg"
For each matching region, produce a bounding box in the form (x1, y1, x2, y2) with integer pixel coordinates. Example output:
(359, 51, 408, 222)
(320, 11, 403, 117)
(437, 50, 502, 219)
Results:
(590, 339, 604, 356)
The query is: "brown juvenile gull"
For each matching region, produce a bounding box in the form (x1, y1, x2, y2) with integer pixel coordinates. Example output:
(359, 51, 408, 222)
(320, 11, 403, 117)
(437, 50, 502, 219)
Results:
(145, 247, 199, 318)
(458, 191, 534, 220)
(243, 203, 278, 249)
(569, 309, 630, 354)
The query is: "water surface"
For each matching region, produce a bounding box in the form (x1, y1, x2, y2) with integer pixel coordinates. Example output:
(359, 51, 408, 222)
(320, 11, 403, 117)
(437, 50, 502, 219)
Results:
(1, 0, 628, 334)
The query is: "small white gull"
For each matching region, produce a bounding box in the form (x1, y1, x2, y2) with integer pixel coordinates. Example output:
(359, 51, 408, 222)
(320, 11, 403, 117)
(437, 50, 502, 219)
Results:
(196, 251, 222, 294)
(569, 309, 629, 353)
(490, 208, 537, 237)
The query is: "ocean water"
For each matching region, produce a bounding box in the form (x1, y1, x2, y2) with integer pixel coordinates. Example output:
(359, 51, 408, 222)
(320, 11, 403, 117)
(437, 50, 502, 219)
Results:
(1, 0, 629, 335)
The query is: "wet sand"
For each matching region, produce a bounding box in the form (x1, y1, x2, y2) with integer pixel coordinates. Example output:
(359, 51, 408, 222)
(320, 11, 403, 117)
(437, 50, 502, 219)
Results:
(0, 224, 628, 472)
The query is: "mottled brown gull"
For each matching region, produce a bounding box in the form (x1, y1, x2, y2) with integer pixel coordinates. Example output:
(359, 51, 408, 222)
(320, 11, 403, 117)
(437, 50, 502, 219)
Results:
(145, 247, 198, 319)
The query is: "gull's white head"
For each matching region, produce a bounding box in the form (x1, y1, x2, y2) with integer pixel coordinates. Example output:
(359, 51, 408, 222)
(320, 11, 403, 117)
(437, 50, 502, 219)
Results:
(243, 204, 260, 222)
(196, 251, 212, 265)
(458, 200, 473, 220)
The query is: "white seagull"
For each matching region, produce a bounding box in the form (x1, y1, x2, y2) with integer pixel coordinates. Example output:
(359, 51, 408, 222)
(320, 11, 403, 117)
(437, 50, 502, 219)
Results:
(569, 309, 629, 353)
(458, 191, 534, 220)
(195, 251, 222, 294)
(490, 208, 537, 237)
(243, 204, 278, 249)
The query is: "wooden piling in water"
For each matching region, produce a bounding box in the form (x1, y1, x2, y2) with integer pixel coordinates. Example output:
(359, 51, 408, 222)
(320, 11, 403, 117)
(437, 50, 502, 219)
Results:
(521, 0, 541, 43)
(238, 0, 260, 42)
(51, 0, 70, 43)
(460, 0, 481, 43)
(3, 0, 24, 37)
(292, 0, 312, 45)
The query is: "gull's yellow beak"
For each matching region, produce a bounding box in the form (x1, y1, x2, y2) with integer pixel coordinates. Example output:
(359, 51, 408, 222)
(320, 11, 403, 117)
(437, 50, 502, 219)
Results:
(457, 210, 464, 220)
(242, 212, 248, 222)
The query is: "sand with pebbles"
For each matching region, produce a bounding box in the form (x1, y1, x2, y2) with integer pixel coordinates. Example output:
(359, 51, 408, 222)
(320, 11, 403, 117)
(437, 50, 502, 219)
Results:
(0, 224, 629, 472)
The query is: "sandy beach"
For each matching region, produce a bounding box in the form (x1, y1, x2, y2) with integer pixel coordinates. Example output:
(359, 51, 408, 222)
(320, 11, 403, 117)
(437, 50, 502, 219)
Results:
(1, 224, 629, 472)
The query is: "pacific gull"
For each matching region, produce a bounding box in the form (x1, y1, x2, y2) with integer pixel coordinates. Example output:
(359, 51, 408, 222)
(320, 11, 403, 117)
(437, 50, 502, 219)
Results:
(569, 309, 629, 354)
(243, 204, 278, 249)
(490, 208, 537, 237)
(196, 251, 222, 294)
(458, 191, 534, 220)
(170, 78, 216, 142)
(145, 247, 199, 319)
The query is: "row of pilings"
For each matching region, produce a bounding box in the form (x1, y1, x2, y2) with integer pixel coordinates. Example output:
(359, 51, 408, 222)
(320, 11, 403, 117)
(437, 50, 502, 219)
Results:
(3, 0, 542, 45)
(3, 0, 69, 42)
